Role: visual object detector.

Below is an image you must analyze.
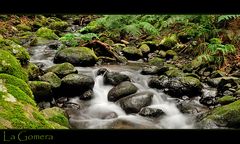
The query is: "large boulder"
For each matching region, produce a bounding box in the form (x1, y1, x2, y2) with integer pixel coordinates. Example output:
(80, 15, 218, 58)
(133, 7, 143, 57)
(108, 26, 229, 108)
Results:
(46, 62, 78, 78)
(54, 47, 98, 66)
(103, 71, 130, 86)
(0, 81, 66, 129)
(148, 76, 202, 98)
(116, 92, 153, 114)
(199, 100, 240, 128)
(61, 74, 94, 96)
(122, 47, 143, 60)
(0, 49, 28, 82)
(29, 81, 52, 102)
(108, 81, 138, 102)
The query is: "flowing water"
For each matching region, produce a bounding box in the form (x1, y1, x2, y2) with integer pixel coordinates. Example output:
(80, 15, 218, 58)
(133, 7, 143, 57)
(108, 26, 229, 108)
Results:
(29, 44, 196, 129)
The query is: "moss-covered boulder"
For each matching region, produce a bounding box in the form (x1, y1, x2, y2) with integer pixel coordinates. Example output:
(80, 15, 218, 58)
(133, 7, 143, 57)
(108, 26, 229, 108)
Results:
(16, 24, 32, 31)
(0, 74, 33, 98)
(148, 57, 164, 67)
(122, 47, 143, 60)
(165, 50, 178, 60)
(40, 72, 61, 89)
(54, 47, 98, 66)
(49, 21, 68, 31)
(0, 38, 30, 65)
(0, 81, 67, 129)
(0, 49, 28, 81)
(41, 107, 69, 128)
(159, 34, 178, 50)
(36, 27, 59, 40)
(29, 81, 52, 102)
(61, 74, 94, 96)
(217, 95, 237, 105)
(158, 50, 166, 58)
(200, 100, 240, 128)
(139, 44, 150, 55)
(165, 68, 184, 78)
(23, 62, 44, 80)
(46, 62, 77, 78)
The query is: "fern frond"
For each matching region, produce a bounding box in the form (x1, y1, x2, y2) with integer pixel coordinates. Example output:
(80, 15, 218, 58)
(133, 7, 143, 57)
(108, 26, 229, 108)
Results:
(218, 15, 240, 22)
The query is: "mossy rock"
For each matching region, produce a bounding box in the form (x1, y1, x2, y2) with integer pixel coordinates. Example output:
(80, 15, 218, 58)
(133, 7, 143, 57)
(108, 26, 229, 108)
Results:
(49, 21, 68, 31)
(122, 47, 143, 60)
(46, 62, 77, 78)
(139, 44, 150, 54)
(0, 81, 66, 129)
(158, 50, 166, 58)
(141, 40, 161, 51)
(0, 74, 33, 98)
(41, 107, 69, 128)
(29, 81, 52, 102)
(23, 62, 44, 80)
(148, 57, 164, 67)
(36, 27, 59, 40)
(159, 34, 178, 50)
(165, 68, 185, 78)
(217, 95, 237, 105)
(40, 72, 61, 88)
(202, 100, 240, 128)
(0, 38, 30, 65)
(16, 24, 32, 31)
(0, 49, 28, 82)
(180, 76, 202, 90)
(54, 47, 98, 66)
(165, 50, 178, 60)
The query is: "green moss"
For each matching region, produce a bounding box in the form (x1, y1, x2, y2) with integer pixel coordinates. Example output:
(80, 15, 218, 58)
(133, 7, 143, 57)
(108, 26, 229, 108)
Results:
(16, 24, 32, 31)
(148, 57, 164, 67)
(205, 100, 240, 127)
(0, 73, 33, 98)
(180, 76, 202, 88)
(23, 62, 42, 81)
(139, 44, 150, 54)
(49, 21, 68, 31)
(217, 95, 237, 105)
(41, 107, 69, 128)
(158, 50, 166, 58)
(40, 72, 61, 88)
(160, 34, 178, 50)
(122, 47, 143, 56)
(0, 49, 28, 81)
(36, 27, 59, 40)
(165, 68, 185, 78)
(46, 62, 77, 78)
(5, 84, 35, 106)
(0, 38, 30, 65)
(29, 81, 52, 102)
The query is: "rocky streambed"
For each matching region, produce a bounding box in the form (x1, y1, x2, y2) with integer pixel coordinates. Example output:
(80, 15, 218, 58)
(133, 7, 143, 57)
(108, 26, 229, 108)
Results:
(27, 41, 240, 129)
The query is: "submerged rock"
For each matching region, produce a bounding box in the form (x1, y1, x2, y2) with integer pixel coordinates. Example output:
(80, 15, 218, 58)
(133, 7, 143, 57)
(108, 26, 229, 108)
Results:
(139, 107, 165, 117)
(108, 81, 138, 102)
(79, 90, 94, 100)
(96, 68, 109, 76)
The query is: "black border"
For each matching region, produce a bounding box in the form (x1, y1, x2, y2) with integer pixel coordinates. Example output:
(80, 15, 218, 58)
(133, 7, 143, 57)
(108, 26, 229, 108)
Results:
(0, 0, 240, 13)
(1, 0, 240, 143)
(0, 129, 240, 143)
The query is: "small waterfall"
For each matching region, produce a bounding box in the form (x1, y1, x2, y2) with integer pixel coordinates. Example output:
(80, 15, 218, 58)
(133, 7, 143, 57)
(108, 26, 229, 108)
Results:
(29, 45, 195, 129)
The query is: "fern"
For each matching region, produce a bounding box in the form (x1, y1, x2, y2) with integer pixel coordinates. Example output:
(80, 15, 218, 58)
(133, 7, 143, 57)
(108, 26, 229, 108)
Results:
(218, 15, 240, 22)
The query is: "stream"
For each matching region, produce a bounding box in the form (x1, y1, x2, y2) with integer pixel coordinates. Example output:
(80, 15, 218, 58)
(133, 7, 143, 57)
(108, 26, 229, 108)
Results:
(28, 43, 198, 129)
